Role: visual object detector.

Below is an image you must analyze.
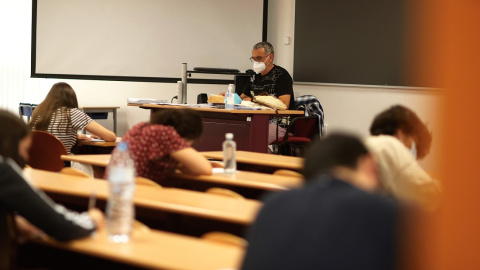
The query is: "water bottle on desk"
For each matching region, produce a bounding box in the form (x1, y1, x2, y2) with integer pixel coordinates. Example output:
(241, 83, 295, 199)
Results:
(225, 84, 235, 109)
(223, 133, 236, 175)
(106, 141, 136, 243)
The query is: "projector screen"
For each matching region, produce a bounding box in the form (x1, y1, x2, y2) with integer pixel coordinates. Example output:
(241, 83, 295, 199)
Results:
(32, 0, 267, 83)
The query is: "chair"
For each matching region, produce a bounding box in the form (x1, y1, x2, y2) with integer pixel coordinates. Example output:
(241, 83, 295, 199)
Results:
(18, 103, 33, 122)
(273, 169, 303, 178)
(60, 167, 92, 178)
(134, 220, 151, 233)
(205, 187, 244, 199)
(28, 131, 68, 172)
(202, 231, 248, 248)
(294, 95, 326, 137)
(272, 116, 320, 157)
(136, 177, 162, 188)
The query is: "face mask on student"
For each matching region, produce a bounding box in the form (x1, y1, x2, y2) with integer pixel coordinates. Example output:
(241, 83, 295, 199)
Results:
(410, 140, 417, 159)
(253, 55, 270, 74)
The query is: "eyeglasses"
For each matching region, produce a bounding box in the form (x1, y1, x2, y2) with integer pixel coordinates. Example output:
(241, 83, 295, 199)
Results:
(249, 55, 270, 63)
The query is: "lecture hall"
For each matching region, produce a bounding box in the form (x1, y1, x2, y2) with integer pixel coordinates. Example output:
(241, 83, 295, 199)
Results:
(0, 0, 479, 269)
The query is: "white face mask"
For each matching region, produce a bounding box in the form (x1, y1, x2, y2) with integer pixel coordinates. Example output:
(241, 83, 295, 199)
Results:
(253, 55, 270, 74)
(410, 140, 417, 159)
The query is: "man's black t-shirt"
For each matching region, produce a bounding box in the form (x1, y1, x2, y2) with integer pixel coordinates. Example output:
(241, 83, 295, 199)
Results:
(242, 65, 295, 110)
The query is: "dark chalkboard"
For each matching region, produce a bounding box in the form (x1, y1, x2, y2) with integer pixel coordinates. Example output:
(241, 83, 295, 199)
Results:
(294, 0, 411, 86)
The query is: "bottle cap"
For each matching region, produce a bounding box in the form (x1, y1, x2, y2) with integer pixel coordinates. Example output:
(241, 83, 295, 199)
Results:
(228, 84, 234, 93)
(117, 141, 128, 151)
(225, 133, 233, 140)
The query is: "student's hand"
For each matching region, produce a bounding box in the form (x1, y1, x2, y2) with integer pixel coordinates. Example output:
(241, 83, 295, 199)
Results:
(87, 208, 106, 230)
(243, 97, 252, 101)
(210, 161, 224, 168)
(77, 134, 92, 142)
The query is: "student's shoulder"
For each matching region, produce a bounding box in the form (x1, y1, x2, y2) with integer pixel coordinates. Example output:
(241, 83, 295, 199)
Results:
(364, 135, 408, 155)
(131, 123, 179, 139)
(272, 65, 292, 77)
(0, 156, 23, 182)
(67, 107, 83, 114)
(68, 108, 90, 119)
(259, 178, 333, 209)
(144, 124, 176, 133)
(0, 156, 8, 170)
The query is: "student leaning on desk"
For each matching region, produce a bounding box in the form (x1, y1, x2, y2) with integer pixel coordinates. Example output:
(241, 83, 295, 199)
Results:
(366, 105, 440, 210)
(106, 108, 213, 185)
(0, 110, 104, 269)
(29, 82, 116, 155)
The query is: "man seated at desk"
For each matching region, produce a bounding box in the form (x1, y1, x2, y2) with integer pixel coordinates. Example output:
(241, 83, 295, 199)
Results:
(240, 41, 295, 145)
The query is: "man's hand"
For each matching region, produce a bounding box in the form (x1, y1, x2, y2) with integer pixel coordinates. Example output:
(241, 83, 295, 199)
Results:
(240, 93, 252, 101)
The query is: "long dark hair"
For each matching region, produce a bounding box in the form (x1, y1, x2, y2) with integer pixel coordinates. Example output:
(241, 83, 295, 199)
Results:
(150, 109, 203, 141)
(0, 110, 30, 167)
(30, 82, 79, 132)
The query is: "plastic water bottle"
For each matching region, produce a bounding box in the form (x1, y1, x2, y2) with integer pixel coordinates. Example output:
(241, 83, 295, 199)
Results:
(106, 142, 136, 243)
(225, 84, 235, 109)
(223, 133, 236, 175)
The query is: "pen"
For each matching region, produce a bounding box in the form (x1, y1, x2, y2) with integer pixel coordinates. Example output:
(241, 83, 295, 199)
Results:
(88, 191, 96, 210)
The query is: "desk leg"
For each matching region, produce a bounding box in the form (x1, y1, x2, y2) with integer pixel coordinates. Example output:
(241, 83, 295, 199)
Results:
(92, 166, 106, 179)
(113, 109, 117, 134)
(250, 114, 269, 153)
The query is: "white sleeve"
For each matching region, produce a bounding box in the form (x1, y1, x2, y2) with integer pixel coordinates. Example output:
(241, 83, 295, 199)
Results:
(364, 135, 440, 208)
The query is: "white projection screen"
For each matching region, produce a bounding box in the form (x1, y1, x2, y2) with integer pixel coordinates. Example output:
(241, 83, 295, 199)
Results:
(32, 0, 266, 83)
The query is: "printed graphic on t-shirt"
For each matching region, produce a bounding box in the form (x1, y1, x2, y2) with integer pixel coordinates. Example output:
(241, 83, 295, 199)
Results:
(251, 67, 285, 97)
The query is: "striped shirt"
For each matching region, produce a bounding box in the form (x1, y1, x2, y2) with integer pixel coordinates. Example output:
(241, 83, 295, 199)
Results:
(32, 108, 92, 154)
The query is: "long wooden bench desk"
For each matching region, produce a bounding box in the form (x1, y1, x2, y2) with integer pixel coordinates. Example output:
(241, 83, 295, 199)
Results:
(201, 150, 304, 173)
(24, 168, 261, 236)
(72, 137, 121, 156)
(29, 227, 244, 270)
(165, 170, 302, 199)
(62, 154, 111, 167)
(129, 103, 304, 153)
(60, 154, 303, 198)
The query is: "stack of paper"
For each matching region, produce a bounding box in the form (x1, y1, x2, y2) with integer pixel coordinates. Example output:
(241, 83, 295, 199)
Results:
(127, 98, 169, 104)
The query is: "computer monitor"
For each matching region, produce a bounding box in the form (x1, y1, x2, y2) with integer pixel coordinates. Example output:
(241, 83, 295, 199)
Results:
(234, 75, 252, 95)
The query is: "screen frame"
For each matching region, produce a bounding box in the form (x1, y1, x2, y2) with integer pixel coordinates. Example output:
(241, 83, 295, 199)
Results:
(31, 0, 268, 84)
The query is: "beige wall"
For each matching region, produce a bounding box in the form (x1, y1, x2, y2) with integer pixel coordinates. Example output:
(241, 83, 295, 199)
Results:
(38, 0, 441, 169)
(269, 0, 441, 170)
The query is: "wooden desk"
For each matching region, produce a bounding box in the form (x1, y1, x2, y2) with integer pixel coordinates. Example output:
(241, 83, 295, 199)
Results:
(72, 137, 121, 156)
(167, 170, 302, 192)
(24, 168, 261, 227)
(80, 106, 119, 134)
(30, 228, 244, 270)
(62, 154, 110, 177)
(202, 150, 304, 172)
(61, 154, 303, 196)
(62, 154, 110, 167)
(128, 103, 304, 153)
(78, 138, 120, 148)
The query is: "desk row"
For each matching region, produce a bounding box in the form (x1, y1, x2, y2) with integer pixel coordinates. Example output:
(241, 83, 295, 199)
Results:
(61, 151, 304, 199)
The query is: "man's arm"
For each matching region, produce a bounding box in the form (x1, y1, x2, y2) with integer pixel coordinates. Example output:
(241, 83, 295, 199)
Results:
(241, 93, 252, 101)
(278, 94, 291, 109)
(274, 68, 294, 109)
